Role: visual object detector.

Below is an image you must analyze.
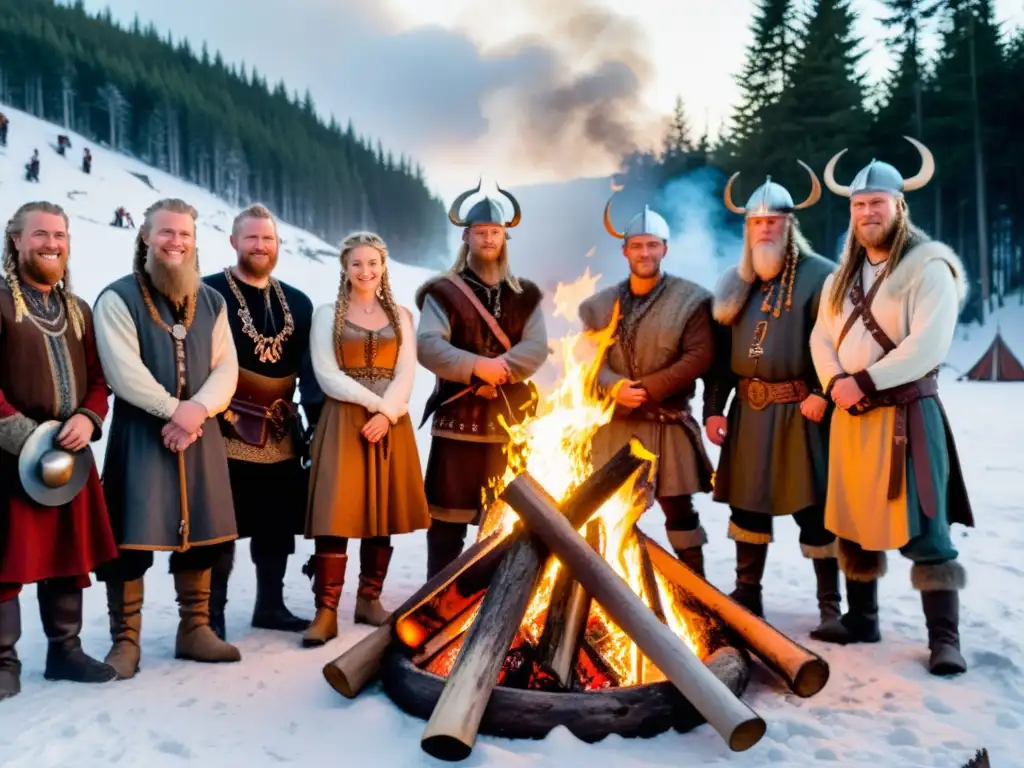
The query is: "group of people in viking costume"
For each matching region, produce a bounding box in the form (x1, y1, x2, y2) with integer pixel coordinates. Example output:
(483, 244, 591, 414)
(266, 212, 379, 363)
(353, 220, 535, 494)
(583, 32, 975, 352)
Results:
(0, 133, 974, 705)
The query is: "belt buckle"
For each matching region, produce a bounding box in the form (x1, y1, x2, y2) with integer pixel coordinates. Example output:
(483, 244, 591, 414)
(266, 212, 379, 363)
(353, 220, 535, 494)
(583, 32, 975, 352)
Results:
(746, 378, 770, 411)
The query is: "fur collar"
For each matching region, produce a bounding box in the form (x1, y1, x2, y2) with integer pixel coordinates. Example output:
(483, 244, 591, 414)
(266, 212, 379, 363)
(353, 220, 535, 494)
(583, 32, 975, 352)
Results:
(712, 267, 753, 325)
(886, 239, 969, 308)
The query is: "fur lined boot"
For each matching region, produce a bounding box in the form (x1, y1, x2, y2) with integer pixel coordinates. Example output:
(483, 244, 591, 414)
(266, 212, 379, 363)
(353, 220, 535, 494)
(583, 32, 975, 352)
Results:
(812, 539, 884, 644)
(912, 561, 967, 676)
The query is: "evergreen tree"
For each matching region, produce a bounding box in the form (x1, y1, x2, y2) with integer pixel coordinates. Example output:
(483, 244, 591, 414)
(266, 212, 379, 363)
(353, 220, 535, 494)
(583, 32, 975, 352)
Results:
(773, 0, 869, 251)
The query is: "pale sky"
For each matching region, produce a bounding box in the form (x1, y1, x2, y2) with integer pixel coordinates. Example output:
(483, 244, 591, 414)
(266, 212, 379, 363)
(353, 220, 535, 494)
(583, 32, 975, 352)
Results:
(73, 0, 1024, 199)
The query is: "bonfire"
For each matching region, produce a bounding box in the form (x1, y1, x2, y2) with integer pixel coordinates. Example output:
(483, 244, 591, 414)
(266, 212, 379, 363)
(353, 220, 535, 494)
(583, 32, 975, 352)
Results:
(321, 270, 831, 761)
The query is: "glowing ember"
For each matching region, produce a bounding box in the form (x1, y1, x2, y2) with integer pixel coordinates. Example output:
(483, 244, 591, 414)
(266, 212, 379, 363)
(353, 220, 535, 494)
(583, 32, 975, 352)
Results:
(474, 266, 705, 687)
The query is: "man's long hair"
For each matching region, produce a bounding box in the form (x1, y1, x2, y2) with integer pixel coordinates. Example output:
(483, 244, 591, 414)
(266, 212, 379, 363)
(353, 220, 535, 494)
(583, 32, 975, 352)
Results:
(2, 201, 84, 339)
(450, 237, 523, 293)
(739, 214, 814, 316)
(828, 196, 928, 314)
(133, 198, 200, 327)
(332, 231, 404, 368)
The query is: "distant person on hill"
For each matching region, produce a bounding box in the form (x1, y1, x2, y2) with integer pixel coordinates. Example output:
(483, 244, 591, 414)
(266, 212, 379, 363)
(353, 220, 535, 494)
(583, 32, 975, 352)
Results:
(82, 148, 91, 174)
(0, 201, 121, 700)
(810, 137, 974, 676)
(0, 112, 8, 146)
(301, 230, 429, 646)
(56, 135, 71, 157)
(92, 197, 242, 678)
(706, 161, 840, 634)
(24, 150, 39, 182)
(414, 181, 549, 579)
(201, 204, 321, 642)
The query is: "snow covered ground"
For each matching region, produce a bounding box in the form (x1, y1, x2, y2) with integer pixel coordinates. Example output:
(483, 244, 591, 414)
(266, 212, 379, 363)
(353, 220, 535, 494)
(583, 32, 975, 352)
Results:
(1, 104, 1021, 767)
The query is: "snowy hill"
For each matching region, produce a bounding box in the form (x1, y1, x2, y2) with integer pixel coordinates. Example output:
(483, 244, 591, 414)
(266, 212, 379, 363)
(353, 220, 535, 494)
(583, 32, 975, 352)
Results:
(1, 103, 1022, 768)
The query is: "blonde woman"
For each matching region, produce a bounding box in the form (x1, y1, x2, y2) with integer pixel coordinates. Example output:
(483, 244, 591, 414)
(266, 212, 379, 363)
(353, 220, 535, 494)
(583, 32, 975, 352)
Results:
(302, 231, 429, 646)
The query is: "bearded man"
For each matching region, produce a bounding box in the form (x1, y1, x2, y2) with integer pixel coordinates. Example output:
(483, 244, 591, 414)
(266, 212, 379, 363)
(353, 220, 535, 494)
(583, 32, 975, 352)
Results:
(578, 192, 714, 576)
(203, 204, 320, 640)
(416, 181, 549, 579)
(704, 163, 841, 634)
(92, 198, 241, 678)
(0, 202, 119, 700)
(810, 137, 974, 676)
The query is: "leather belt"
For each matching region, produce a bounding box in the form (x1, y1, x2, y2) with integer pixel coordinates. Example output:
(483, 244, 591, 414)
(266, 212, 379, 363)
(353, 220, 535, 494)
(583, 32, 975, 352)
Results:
(737, 378, 809, 410)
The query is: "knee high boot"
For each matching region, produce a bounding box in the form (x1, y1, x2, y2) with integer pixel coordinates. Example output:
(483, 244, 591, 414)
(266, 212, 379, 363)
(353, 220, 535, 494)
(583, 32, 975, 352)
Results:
(252, 551, 310, 632)
(814, 539, 884, 644)
(0, 597, 21, 700)
(37, 580, 117, 683)
(808, 555, 843, 640)
(173, 570, 242, 663)
(208, 544, 234, 641)
(730, 542, 768, 617)
(104, 578, 144, 679)
(426, 522, 467, 581)
(912, 561, 967, 676)
(355, 541, 393, 626)
(301, 554, 347, 647)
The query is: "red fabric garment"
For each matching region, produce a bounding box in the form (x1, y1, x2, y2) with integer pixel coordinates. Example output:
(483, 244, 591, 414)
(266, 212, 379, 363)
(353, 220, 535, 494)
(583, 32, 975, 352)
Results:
(0, 291, 119, 586)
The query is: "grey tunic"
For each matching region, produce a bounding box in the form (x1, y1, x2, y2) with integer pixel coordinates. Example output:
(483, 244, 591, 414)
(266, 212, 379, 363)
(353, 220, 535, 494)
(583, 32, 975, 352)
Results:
(98, 275, 237, 550)
(579, 274, 714, 498)
(705, 253, 835, 516)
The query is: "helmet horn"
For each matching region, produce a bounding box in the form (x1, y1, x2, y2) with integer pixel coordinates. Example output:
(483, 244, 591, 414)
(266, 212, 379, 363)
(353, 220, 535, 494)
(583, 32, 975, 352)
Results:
(901, 136, 935, 192)
(448, 178, 482, 227)
(603, 195, 625, 239)
(792, 159, 822, 210)
(823, 149, 851, 197)
(496, 183, 521, 228)
(723, 172, 745, 215)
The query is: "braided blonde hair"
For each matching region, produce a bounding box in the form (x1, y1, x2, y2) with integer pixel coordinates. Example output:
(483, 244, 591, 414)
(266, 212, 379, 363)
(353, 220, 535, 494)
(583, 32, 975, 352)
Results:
(333, 231, 403, 367)
(2, 201, 84, 339)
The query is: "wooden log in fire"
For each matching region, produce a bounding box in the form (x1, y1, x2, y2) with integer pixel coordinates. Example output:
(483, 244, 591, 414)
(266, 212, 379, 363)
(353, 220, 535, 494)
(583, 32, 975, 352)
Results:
(323, 440, 648, 700)
(501, 472, 767, 753)
(322, 530, 503, 698)
(537, 520, 601, 687)
(637, 530, 830, 698)
(420, 440, 652, 761)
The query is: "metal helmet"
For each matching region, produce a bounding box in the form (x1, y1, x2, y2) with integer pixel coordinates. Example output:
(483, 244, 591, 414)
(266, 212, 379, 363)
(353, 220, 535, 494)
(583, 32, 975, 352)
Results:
(18, 420, 94, 506)
(724, 160, 821, 217)
(447, 178, 522, 228)
(604, 191, 670, 242)
(824, 136, 935, 197)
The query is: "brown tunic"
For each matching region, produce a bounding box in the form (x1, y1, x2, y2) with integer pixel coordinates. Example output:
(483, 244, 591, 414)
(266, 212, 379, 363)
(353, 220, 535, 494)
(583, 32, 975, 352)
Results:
(305, 320, 430, 538)
(0, 283, 118, 587)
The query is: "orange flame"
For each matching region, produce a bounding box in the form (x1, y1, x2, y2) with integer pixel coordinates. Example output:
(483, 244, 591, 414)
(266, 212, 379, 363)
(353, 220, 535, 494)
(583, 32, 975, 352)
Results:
(476, 258, 703, 686)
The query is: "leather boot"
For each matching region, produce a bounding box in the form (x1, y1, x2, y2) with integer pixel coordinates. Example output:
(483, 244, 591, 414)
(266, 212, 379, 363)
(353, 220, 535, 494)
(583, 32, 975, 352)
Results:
(812, 579, 881, 644)
(355, 541, 393, 626)
(426, 522, 466, 581)
(37, 580, 117, 683)
(301, 554, 346, 647)
(252, 551, 310, 632)
(674, 547, 705, 579)
(208, 545, 233, 641)
(808, 558, 843, 640)
(173, 570, 242, 663)
(104, 579, 144, 679)
(0, 597, 21, 700)
(921, 590, 967, 676)
(730, 542, 767, 617)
